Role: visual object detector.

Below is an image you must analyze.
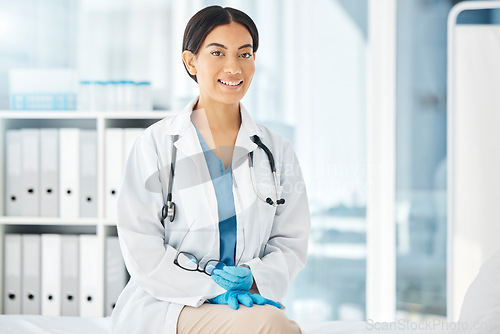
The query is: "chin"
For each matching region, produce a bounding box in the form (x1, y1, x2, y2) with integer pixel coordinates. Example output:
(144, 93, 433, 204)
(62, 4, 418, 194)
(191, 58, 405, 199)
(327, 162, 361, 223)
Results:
(217, 93, 246, 105)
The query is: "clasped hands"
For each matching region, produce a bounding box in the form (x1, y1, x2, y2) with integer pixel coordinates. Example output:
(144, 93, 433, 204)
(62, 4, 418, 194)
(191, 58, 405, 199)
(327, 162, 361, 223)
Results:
(208, 266, 281, 310)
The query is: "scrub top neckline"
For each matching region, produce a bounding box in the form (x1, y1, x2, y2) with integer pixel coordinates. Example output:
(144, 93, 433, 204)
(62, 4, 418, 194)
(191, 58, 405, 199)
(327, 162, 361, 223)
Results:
(191, 121, 233, 174)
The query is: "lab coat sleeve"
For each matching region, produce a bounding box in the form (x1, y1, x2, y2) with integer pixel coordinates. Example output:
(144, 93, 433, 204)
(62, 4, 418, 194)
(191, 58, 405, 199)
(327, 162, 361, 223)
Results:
(243, 141, 311, 302)
(459, 252, 500, 333)
(116, 134, 225, 307)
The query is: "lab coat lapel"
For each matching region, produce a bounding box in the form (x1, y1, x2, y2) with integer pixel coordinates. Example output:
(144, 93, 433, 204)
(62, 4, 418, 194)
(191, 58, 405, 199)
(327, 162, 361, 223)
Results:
(170, 101, 262, 171)
(169, 101, 219, 232)
(232, 104, 262, 167)
(232, 128, 257, 168)
(232, 104, 268, 263)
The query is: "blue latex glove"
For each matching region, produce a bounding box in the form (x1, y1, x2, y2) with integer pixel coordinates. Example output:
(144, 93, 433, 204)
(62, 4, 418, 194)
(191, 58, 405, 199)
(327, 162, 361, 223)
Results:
(211, 266, 253, 291)
(208, 290, 252, 310)
(208, 291, 282, 310)
(248, 293, 282, 309)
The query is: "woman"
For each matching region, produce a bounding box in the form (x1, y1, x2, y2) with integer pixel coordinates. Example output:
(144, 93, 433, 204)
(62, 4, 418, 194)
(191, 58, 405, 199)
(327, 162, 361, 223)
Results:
(111, 6, 310, 334)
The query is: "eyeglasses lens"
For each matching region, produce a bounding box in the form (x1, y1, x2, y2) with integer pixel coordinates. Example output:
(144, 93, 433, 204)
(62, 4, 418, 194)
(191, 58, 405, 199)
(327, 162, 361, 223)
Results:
(177, 252, 198, 270)
(205, 260, 225, 275)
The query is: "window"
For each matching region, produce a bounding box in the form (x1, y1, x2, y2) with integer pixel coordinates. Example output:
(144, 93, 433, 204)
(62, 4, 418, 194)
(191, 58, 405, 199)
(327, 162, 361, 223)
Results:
(0, 0, 78, 109)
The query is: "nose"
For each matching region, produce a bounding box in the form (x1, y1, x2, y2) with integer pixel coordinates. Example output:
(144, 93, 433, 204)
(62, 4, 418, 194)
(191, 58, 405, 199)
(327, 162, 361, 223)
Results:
(224, 56, 242, 75)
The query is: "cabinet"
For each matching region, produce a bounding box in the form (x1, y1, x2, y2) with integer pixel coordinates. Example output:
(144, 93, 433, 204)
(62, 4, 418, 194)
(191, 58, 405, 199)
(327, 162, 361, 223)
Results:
(0, 110, 175, 315)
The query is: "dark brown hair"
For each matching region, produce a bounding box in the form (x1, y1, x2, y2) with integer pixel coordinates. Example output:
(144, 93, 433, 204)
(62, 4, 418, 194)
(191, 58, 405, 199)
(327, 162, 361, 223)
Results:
(182, 6, 259, 82)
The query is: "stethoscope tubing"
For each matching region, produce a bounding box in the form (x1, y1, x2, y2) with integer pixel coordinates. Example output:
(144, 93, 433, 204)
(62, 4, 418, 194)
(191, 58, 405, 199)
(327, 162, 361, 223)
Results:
(159, 134, 284, 224)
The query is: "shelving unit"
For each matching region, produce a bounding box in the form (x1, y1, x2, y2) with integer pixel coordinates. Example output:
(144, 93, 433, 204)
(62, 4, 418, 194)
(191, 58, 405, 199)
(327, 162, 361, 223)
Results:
(0, 110, 176, 315)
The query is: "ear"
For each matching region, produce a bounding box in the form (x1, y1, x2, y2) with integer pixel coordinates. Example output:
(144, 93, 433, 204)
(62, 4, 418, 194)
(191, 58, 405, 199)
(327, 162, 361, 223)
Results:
(182, 50, 197, 76)
(253, 52, 256, 61)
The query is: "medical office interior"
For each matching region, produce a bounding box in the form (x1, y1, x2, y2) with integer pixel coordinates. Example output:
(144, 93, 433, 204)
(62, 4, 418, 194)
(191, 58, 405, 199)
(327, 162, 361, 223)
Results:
(1, 0, 500, 329)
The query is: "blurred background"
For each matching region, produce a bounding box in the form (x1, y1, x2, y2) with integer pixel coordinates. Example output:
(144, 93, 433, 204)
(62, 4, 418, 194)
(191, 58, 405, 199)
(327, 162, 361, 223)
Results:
(2, 0, 499, 323)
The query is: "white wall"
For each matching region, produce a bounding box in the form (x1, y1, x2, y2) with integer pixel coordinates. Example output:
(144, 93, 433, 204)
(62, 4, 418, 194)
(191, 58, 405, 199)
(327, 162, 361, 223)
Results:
(450, 24, 500, 321)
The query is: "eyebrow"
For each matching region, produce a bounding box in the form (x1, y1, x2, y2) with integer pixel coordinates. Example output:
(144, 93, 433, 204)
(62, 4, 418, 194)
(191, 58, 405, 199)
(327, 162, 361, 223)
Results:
(206, 43, 253, 50)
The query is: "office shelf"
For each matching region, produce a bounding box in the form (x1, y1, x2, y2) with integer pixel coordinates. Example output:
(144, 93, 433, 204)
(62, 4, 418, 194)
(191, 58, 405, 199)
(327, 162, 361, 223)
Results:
(0, 217, 101, 226)
(0, 110, 173, 315)
(0, 110, 176, 119)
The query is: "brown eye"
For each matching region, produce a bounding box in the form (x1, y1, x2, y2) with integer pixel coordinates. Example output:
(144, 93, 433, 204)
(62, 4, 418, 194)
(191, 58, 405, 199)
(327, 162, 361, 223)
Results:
(211, 50, 223, 56)
(240, 52, 252, 59)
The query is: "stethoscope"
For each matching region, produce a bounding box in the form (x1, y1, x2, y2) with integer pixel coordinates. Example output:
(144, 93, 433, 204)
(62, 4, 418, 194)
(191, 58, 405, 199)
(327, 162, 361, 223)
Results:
(159, 134, 285, 224)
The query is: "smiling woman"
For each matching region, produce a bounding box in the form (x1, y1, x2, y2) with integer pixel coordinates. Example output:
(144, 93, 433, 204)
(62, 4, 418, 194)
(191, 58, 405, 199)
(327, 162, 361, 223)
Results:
(182, 21, 255, 110)
(182, 21, 257, 169)
(179, 8, 260, 169)
(110, 5, 310, 334)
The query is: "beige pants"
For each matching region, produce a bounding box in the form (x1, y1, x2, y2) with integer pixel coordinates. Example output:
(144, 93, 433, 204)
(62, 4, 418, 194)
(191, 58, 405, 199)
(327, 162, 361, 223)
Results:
(177, 303, 302, 334)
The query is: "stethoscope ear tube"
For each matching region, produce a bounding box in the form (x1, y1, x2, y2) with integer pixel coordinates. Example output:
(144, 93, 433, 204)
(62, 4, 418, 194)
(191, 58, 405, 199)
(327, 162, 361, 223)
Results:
(251, 135, 276, 172)
(249, 136, 285, 207)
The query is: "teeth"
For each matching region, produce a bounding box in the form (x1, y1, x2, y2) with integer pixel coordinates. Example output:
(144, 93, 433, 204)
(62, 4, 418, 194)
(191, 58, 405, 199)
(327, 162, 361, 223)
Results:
(219, 80, 242, 86)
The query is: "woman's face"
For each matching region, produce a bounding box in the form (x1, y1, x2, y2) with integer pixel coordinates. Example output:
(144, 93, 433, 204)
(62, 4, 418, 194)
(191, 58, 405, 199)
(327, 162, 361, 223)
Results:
(184, 21, 256, 106)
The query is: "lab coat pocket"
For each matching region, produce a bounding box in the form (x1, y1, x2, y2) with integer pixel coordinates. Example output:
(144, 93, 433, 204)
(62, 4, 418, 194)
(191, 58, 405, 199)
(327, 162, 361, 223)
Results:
(182, 225, 218, 262)
(165, 182, 218, 261)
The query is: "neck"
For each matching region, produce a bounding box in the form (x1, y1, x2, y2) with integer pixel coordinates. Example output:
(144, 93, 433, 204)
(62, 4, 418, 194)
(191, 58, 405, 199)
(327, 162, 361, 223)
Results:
(193, 95, 241, 131)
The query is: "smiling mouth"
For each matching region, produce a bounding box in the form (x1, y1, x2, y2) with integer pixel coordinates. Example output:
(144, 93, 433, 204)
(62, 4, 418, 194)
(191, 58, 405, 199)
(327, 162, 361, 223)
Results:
(218, 79, 243, 86)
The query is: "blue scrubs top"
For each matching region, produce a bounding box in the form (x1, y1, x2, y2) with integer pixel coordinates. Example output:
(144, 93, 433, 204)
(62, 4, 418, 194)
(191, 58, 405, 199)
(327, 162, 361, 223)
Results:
(193, 123, 237, 266)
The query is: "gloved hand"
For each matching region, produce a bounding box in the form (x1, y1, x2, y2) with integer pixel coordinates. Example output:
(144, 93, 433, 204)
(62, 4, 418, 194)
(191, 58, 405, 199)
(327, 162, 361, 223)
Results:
(211, 266, 253, 291)
(249, 293, 282, 309)
(208, 290, 252, 310)
(208, 290, 282, 310)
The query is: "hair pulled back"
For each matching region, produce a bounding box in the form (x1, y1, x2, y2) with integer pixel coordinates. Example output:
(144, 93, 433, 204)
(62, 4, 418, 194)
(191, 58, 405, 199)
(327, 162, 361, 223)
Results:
(182, 6, 259, 82)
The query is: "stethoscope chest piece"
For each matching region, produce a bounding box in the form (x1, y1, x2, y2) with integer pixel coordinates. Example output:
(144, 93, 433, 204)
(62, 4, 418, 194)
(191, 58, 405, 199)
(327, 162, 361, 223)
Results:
(162, 201, 176, 223)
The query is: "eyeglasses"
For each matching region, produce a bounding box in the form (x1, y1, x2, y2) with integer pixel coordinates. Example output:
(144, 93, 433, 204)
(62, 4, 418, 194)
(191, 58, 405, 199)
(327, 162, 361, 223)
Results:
(173, 219, 245, 275)
(174, 252, 225, 276)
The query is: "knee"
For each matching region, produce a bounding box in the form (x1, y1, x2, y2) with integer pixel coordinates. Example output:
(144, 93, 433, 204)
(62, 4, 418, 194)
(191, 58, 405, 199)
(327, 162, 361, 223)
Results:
(256, 306, 301, 334)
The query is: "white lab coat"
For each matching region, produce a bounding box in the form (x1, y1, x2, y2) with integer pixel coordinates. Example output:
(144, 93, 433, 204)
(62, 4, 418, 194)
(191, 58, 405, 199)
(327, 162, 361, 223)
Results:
(111, 98, 311, 334)
(458, 251, 500, 333)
